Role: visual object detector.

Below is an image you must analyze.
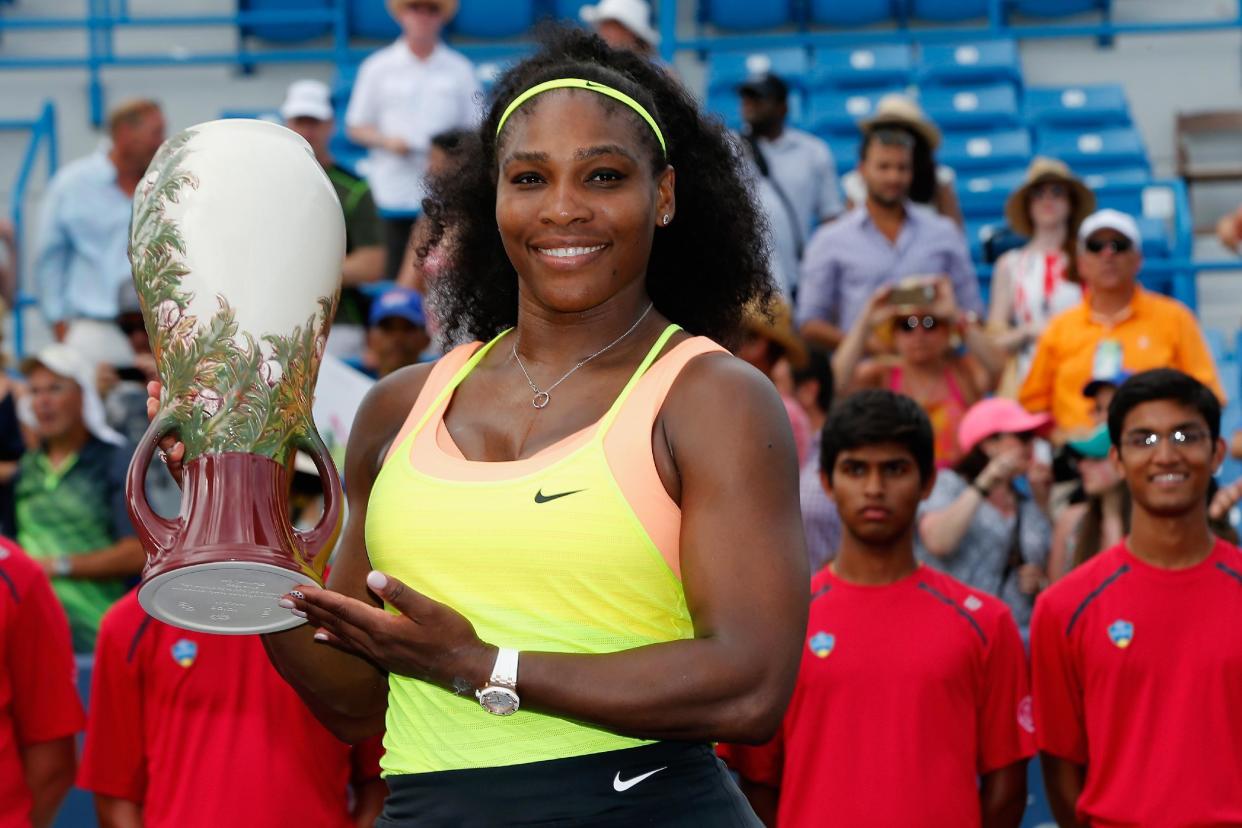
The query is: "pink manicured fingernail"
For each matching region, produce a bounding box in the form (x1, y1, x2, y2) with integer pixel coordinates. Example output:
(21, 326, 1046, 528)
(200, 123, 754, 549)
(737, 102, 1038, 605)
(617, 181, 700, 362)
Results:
(291, 609, 307, 619)
(313, 632, 328, 641)
(366, 570, 388, 591)
(277, 599, 294, 609)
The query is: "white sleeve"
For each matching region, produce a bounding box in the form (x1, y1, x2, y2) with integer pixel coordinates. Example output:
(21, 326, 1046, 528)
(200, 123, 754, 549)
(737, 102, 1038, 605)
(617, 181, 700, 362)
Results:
(344, 57, 381, 128)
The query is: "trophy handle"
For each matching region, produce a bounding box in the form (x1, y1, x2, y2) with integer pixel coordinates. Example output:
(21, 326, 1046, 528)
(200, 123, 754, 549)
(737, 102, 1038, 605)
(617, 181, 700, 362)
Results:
(127, 414, 182, 558)
(292, 429, 344, 565)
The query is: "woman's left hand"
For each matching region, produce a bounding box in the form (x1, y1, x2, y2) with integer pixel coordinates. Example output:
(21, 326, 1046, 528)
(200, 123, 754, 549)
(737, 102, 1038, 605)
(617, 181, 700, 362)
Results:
(282, 571, 495, 694)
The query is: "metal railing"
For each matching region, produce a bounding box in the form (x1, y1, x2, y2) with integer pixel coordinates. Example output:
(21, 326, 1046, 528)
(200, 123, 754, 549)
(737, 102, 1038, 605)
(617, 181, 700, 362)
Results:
(2, 100, 57, 359)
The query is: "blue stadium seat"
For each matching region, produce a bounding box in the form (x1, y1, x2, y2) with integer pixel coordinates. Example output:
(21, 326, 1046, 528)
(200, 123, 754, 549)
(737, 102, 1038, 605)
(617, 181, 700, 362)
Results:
(964, 220, 1004, 261)
(809, 44, 913, 90)
(957, 167, 1027, 219)
(474, 52, 528, 93)
(1090, 183, 1145, 216)
(1025, 85, 1130, 128)
(938, 128, 1032, 172)
(1036, 126, 1147, 169)
(1012, 0, 1107, 16)
(1205, 328, 1232, 366)
(920, 83, 1020, 130)
(238, 0, 331, 43)
(805, 87, 905, 136)
(707, 48, 810, 98)
(331, 64, 360, 114)
(703, 0, 795, 30)
(555, 0, 593, 20)
(824, 133, 862, 173)
(808, 0, 897, 27)
(708, 90, 805, 132)
(918, 40, 1021, 87)
(451, 0, 535, 38)
(1135, 216, 1172, 258)
(909, 0, 988, 21)
(329, 129, 367, 176)
(349, 0, 399, 39)
(1080, 166, 1150, 191)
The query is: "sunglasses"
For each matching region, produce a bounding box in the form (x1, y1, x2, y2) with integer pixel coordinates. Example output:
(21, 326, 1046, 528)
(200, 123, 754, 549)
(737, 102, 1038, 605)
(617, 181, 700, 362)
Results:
(893, 315, 942, 333)
(1030, 182, 1067, 200)
(1084, 237, 1133, 255)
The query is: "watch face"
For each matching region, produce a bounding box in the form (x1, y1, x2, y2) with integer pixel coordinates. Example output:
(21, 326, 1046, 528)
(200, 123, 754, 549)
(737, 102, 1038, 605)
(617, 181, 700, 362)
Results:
(479, 687, 520, 716)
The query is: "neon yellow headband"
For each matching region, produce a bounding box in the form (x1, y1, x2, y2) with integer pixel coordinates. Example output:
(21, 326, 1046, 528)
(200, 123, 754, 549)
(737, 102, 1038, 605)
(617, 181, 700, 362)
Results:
(495, 77, 667, 156)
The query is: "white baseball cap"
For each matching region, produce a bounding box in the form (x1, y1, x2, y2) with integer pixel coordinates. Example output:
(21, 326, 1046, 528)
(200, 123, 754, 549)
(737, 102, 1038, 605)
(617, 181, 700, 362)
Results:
(280, 80, 333, 122)
(1078, 208, 1142, 249)
(20, 343, 126, 446)
(580, 0, 660, 47)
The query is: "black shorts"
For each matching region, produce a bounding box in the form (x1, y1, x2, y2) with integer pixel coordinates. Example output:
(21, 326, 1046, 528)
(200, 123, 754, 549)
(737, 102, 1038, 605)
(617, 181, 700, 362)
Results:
(376, 741, 761, 827)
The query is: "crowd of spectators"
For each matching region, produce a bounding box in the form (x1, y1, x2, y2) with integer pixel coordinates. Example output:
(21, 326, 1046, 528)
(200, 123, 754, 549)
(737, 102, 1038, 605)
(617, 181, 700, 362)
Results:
(3, 2, 1242, 824)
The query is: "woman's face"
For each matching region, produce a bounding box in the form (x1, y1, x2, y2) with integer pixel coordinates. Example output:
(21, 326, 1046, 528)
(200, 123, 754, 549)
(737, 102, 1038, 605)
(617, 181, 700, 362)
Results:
(982, 431, 1035, 473)
(1028, 181, 1071, 231)
(495, 90, 674, 315)
(1078, 455, 1121, 496)
(892, 313, 951, 365)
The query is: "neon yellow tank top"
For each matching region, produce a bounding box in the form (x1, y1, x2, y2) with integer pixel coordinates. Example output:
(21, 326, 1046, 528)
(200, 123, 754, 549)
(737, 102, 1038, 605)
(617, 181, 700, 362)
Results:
(366, 324, 713, 775)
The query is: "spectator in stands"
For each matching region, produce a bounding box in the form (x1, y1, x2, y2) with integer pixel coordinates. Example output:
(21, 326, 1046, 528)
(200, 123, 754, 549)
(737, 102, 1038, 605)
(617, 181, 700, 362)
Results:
(917, 397, 1053, 639)
(579, 0, 660, 59)
(366, 287, 431, 379)
(841, 94, 963, 227)
(789, 348, 841, 573)
(737, 302, 812, 465)
(1019, 209, 1223, 435)
(988, 158, 1095, 391)
(0, 218, 15, 312)
(78, 589, 387, 827)
(345, 0, 481, 280)
(1032, 369, 1242, 828)
(720, 390, 1033, 827)
(33, 99, 165, 364)
(282, 79, 386, 361)
(14, 344, 140, 653)
(796, 128, 981, 349)
(737, 72, 843, 298)
(832, 279, 1003, 468)
(0, 536, 84, 828)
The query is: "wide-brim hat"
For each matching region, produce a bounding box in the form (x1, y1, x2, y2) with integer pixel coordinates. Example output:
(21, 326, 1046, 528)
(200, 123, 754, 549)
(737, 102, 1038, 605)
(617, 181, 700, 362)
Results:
(1004, 156, 1096, 238)
(744, 300, 808, 370)
(387, 0, 458, 22)
(580, 0, 660, 46)
(859, 94, 942, 150)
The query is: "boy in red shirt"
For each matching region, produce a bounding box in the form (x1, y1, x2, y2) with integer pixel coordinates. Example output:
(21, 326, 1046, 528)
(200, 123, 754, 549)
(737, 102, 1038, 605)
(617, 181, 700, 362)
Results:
(1032, 368, 1242, 827)
(721, 389, 1033, 828)
(0, 536, 84, 828)
(77, 591, 387, 827)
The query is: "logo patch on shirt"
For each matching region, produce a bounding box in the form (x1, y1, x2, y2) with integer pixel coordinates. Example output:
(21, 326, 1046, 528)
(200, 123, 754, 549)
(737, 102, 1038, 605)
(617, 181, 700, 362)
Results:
(808, 631, 835, 658)
(1107, 619, 1134, 649)
(963, 594, 983, 612)
(1017, 695, 1035, 733)
(171, 639, 198, 668)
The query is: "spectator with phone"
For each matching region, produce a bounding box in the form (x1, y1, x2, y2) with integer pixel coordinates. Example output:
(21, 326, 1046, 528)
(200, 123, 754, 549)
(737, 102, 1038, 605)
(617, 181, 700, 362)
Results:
(832, 278, 1003, 468)
(796, 127, 980, 350)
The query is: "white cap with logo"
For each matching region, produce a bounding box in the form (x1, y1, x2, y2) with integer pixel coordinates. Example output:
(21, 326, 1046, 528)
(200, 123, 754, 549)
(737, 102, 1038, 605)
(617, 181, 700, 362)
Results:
(280, 80, 333, 122)
(580, 0, 660, 46)
(1078, 208, 1142, 249)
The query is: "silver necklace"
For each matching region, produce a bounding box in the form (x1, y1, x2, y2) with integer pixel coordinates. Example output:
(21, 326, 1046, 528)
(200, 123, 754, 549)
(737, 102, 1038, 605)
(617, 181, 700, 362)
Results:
(512, 303, 654, 409)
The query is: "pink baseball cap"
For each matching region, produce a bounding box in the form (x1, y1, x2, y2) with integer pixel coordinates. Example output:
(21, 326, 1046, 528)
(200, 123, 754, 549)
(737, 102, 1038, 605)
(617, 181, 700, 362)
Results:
(957, 398, 1052, 455)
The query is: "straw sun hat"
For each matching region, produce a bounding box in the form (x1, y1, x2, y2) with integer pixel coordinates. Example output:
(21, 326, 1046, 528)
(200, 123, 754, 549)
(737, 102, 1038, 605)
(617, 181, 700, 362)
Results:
(387, 0, 459, 21)
(1004, 156, 1096, 238)
(860, 94, 942, 150)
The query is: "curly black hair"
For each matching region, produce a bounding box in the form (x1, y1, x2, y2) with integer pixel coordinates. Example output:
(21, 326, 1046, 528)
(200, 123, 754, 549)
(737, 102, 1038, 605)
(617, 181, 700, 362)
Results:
(420, 24, 773, 348)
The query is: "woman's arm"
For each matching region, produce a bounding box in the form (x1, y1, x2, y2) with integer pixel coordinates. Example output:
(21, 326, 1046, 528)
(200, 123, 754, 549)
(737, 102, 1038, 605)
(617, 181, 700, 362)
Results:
(292, 356, 810, 745)
(262, 364, 435, 742)
(831, 285, 894, 396)
(1048, 503, 1085, 583)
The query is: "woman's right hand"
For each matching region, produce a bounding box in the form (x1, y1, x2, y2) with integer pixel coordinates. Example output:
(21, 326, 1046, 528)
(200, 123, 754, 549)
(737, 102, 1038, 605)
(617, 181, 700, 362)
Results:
(146, 381, 186, 486)
(977, 446, 1026, 491)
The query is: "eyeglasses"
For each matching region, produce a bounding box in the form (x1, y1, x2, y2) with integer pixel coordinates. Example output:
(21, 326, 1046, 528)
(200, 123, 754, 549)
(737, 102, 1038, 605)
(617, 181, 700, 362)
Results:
(1085, 237, 1133, 255)
(893, 315, 942, 333)
(1120, 428, 1211, 452)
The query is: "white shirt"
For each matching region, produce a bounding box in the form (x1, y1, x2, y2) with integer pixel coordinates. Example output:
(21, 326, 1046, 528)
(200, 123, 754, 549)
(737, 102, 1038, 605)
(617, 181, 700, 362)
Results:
(345, 41, 482, 212)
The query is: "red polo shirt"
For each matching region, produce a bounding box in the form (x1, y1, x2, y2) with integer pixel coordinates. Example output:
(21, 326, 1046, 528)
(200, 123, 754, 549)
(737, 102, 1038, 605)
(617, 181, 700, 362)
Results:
(77, 592, 383, 828)
(0, 537, 85, 828)
(1031, 538, 1242, 827)
(720, 565, 1034, 828)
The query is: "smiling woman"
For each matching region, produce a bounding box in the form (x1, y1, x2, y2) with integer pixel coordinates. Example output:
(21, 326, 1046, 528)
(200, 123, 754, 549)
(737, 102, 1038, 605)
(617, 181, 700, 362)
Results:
(234, 23, 809, 828)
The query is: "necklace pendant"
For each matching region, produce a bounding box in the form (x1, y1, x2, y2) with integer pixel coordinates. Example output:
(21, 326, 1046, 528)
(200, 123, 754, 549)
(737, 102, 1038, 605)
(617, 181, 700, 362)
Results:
(532, 391, 551, 409)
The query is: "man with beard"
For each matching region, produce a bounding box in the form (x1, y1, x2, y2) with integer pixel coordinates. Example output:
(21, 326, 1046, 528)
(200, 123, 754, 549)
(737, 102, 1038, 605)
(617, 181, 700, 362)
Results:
(1031, 369, 1242, 827)
(795, 128, 980, 349)
(33, 99, 166, 363)
(720, 390, 1032, 827)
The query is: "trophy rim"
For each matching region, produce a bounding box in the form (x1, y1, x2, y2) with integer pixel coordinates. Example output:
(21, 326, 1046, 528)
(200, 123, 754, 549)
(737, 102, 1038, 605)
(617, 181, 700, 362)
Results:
(138, 561, 311, 635)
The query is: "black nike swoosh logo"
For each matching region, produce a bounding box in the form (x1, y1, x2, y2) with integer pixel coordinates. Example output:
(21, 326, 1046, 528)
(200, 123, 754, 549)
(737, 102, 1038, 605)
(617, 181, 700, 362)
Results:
(534, 489, 586, 504)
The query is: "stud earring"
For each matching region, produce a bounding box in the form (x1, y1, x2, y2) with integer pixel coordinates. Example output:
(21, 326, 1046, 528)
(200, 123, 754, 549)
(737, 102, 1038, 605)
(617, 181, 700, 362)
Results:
(662, 214, 671, 226)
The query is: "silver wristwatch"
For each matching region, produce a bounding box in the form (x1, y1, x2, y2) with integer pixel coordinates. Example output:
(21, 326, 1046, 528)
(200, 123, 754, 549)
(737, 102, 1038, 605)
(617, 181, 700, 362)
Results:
(476, 647, 520, 716)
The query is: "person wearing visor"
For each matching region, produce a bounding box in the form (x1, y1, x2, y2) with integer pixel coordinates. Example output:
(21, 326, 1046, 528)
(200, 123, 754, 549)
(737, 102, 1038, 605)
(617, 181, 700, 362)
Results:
(917, 397, 1054, 639)
(14, 344, 139, 652)
(1019, 208, 1224, 434)
(579, 0, 660, 58)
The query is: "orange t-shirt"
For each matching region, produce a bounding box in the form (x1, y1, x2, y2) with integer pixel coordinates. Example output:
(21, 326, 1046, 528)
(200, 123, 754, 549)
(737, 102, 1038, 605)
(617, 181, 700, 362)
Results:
(1018, 288, 1224, 433)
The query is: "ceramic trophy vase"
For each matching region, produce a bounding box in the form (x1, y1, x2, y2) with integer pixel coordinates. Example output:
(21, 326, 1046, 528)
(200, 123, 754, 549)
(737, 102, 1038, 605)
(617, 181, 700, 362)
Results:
(127, 119, 345, 635)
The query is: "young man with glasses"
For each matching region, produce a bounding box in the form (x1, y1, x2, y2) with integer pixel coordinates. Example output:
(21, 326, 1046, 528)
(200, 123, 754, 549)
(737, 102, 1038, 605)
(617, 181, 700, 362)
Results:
(1018, 209, 1223, 435)
(1031, 368, 1242, 827)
